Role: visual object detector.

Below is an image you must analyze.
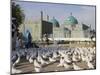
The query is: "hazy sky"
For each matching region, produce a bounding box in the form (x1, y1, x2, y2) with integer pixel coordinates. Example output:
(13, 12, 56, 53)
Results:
(12, 1, 96, 29)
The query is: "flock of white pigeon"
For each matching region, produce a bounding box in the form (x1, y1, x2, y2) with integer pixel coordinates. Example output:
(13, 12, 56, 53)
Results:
(11, 46, 96, 74)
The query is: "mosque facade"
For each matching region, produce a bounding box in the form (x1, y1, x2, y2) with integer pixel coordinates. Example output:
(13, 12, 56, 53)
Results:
(19, 12, 93, 41)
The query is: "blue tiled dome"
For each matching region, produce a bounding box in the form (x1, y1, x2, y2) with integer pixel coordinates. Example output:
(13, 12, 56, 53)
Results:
(50, 17, 60, 27)
(64, 15, 78, 25)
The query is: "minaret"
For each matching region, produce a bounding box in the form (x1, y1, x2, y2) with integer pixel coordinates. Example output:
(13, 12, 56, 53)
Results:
(89, 24, 92, 37)
(69, 12, 72, 37)
(70, 12, 72, 16)
(90, 24, 91, 30)
(47, 15, 49, 21)
(40, 11, 43, 39)
(41, 11, 43, 21)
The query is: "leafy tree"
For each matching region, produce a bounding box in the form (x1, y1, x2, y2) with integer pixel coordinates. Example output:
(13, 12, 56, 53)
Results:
(12, 2, 25, 28)
(12, 2, 25, 37)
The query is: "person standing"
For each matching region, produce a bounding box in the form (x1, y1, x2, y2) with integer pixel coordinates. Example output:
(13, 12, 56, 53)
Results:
(25, 30, 32, 48)
(15, 36, 20, 50)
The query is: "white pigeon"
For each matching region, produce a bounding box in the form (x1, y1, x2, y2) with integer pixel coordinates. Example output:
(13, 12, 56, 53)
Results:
(37, 55, 49, 65)
(49, 57, 56, 62)
(42, 54, 47, 59)
(13, 55, 20, 67)
(86, 61, 94, 69)
(34, 59, 41, 68)
(72, 63, 83, 70)
(26, 55, 30, 60)
(29, 57, 34, 63)
(81, 54, 86, 62)
(58, 50, 63, 56)
(64, 55, 72, 63)
(63, 63, 72, 69)
(14, 52, 21, 65)
(57, 57, 64, 67)
(12, 67, 22, 74)
(72, 53, 81, 62)
(34, 67, 42, 72)
(41, 57, 49, 65)
(37, 55, 41, 62)
(88, 53, 93, 62)
(53, 52, 58, 58)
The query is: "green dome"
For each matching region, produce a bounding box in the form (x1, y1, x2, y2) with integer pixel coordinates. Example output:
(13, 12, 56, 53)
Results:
(64, 16, 78, 25)
(50, 17, 60, 27)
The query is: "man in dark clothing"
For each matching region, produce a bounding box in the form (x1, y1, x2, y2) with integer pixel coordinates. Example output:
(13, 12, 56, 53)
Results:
(27, 32, 32, 48)
(45, 34, 49, 45)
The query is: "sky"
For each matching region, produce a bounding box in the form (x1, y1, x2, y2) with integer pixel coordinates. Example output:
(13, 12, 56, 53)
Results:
(12, 0, 96, 29)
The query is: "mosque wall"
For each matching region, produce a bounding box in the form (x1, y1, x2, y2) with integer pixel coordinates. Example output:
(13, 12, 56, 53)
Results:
(18, 13, 92, 41)
(70, 24, 84, 38)
(53, 27, 64, 38)
(32, 21, 42, 41)
(19, 20, 42, 41)
(19, 22, 90, 41)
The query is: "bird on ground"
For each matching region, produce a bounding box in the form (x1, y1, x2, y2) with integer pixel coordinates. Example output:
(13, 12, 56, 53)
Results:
(41, 55, 49, 65)
(86, 61, 94, 69)
(85, 56, 94, 69)
(72, 52, 81, 62)
(14, 54, 20, 65)
(63, 62, 72, 69)
(45, 52, 55, 62)
(11, 51, 20, 67)
(11, 66, 22, 74)
(72, 62, 83, 70)
(29, 56, 34, 63)
(34, 59, 42, 68)
(26, 54, 30, 60)
(11, 54, 18, 67)
(53, 51, 59, 59)
(64, 53, 72, 64)
(57, 57, 65, 67)
(49, 56, 56, 62)
(34, 67, 42, 72)
(34, 59, 42, 72)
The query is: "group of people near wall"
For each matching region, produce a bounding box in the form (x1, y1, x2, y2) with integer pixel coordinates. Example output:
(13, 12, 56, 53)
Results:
(12, 30, 33, 50)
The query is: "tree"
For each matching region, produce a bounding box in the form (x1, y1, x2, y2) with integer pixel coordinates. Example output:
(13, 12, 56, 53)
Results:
(12, 2, 25, 28)
(12, 2, 25, 37)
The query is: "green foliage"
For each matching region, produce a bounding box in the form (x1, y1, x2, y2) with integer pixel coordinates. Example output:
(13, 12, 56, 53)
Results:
(12, 2, 25, 27)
